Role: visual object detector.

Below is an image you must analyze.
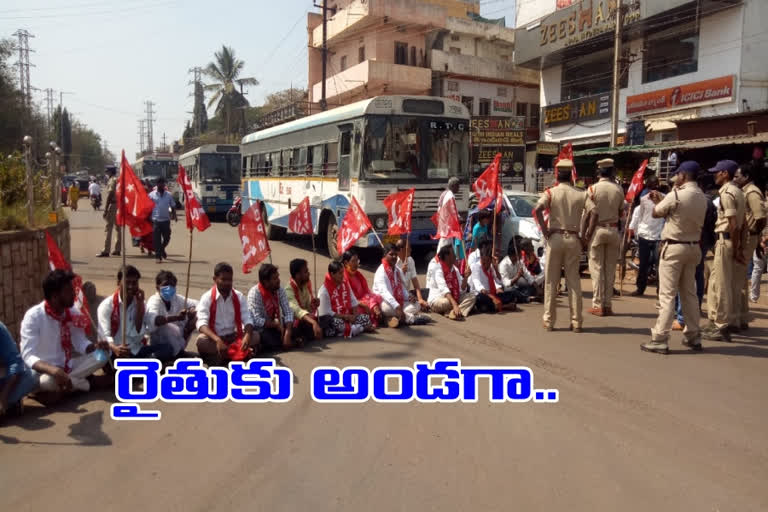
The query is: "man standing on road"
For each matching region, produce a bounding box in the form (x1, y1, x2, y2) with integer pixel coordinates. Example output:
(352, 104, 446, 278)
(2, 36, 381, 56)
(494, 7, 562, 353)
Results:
(148, 177, 177, 263)
(733, 162, 766, 330)
(583, 158, 625, 316)
(703, 160, 746, 342)
(97, 165, 121, 257)
(629, 175, 664, 297)
(641, 161, 708, 355)
(437, 177, 461, 253)
(426, 244, 476, 320)
(534, 159, 587, 332)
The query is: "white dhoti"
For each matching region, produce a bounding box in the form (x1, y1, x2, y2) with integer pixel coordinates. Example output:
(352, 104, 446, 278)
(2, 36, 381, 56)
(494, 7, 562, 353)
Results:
(36, 353, 107, 392)
(150, 323, 187, 356)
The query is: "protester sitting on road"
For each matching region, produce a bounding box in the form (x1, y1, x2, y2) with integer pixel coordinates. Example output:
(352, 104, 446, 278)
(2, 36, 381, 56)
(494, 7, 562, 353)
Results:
(342, 250, 383, 327)
(395, 238, 429, 311)
(520, 241, 545, 300)
(426, 244, 477, 320)
(196, 262, 256, 366)
(0, 321, 39, 417)
(98, 265, 172, 360)
(470, 244, 517, 313)
(145, 270, 197, 360)
(285, 258, 323, 343)
(373, 244, 431, 327)
(499, 241, 534, 304)
(317, 261, 374, 338)
(467, 234, 491, 270)
(20, 270, 111, 405)
(247, 263, 295, 351)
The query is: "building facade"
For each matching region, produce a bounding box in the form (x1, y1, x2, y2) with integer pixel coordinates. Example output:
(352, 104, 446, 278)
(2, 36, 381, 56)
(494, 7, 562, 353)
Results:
(515, 0, 768, 183)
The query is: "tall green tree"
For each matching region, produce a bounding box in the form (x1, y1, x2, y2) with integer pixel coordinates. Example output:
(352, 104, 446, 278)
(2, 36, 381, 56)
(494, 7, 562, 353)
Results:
(203, 45, 258, 139)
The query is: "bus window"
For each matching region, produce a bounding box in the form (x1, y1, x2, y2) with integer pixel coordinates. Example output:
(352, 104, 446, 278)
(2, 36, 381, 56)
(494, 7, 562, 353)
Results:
(338, 131, 352, 191)
(243, 156, 248, 177)
(312, 146, 324, 176)
(292, 148, 302, 175)
(270, 151, 281, 176)
(282, 149, 292, 176)
(325, 142, 338, 176)
(306, 146, 314, 175)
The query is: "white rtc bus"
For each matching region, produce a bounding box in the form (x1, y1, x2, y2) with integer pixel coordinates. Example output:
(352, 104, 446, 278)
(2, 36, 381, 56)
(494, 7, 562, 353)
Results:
(178, 144, 242, 215)
(240, 95, 471, 259)
(134, 153, 180, 205)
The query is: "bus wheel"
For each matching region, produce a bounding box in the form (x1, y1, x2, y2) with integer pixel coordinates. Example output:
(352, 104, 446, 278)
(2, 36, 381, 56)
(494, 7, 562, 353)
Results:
(262, 206, 285, 241)
(326, 214, 339, 260)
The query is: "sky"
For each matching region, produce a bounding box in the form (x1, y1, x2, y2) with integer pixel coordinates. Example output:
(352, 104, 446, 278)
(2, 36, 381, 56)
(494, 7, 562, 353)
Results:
(1, 0, 515, 161)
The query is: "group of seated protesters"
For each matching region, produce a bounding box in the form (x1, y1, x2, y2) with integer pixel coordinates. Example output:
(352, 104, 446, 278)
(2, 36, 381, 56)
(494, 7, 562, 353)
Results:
(0, 233, 544, 416)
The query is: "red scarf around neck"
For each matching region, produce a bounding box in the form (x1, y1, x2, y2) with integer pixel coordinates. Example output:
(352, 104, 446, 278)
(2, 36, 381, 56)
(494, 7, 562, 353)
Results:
(324, 273, 352, 337)
(482, 263, 498, 296)
(436, 256, 460, 302)
(258, 282, 280, 321)
(209, 286, 243, 338)
(110, 289, 121, 336)
(381, 258, 404, 306)
(45, 301, 89, 373)
(290, 278, 315, 315)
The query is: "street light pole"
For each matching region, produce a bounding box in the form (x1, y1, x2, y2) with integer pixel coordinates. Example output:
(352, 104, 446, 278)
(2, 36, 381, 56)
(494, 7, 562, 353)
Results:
(610, 0, 624, 148)
(23, 135, 34, 227)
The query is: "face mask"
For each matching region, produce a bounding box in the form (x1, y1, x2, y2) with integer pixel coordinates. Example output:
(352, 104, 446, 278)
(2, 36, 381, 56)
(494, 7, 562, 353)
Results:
(160, 285, 176, 302)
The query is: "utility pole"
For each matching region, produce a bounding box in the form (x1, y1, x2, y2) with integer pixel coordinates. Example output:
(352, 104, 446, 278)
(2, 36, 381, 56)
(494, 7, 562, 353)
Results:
(161, 132, 168, 151)
(137, 119, 146, 154)
(315, 1, 336, 111)
(145, 100, 155, 153)
(610, 0, 623, 148)
(44, 88, 54, 136)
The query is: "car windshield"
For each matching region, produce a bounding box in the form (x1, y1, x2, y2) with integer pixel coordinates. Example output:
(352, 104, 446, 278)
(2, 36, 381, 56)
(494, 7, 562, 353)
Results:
(363, 116, 469, 182)
(200, 154, 241, 184)
(507, 195, 538, 218)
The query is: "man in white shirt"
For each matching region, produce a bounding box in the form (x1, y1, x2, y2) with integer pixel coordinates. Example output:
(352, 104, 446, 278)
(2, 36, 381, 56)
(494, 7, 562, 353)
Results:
(427, 244, 476, 320)
(629, 175, 664, 296)
(499, 241, 535, 303)
(395, 238, 428, 310)
(469, 245, 517, 313)
(21, 270, 111, 404)
(373, 244, 430, 327)
(196, 262, 256, 365)
(98, 266, 173, 360)
(146, 270, 197, 358)
(148, 177, 177, 263)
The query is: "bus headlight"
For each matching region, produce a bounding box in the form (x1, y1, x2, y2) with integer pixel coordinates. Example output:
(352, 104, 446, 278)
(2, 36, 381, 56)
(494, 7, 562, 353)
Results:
(374, 216, 386, 230)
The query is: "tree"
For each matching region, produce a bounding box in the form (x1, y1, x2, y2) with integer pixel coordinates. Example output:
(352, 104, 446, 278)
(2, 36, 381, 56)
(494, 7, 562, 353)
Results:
(262, 87, 308, 113)
(203, 45, 258, 140)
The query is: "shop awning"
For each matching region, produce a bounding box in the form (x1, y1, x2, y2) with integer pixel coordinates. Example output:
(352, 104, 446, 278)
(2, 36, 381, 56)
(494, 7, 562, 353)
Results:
(573, 132, 768, 157)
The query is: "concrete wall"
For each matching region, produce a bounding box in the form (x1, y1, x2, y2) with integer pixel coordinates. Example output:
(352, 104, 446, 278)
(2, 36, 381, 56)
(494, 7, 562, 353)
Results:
(516, 0, 556, 28)
(739, 0, 768, 111)
(442, 77, 538, 117)
(0, 220, 70, 341)
(538, 4, 750, 143)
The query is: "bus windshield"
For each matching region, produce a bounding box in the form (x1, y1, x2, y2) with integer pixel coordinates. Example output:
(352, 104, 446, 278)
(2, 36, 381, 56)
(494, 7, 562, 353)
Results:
(200, 154, 241, 184)
(142, 161, 164, 177)
(363, 116, 469, 182)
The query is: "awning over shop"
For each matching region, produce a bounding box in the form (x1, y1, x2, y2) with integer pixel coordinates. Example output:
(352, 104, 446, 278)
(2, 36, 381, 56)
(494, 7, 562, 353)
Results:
(573, 132, 768, 157)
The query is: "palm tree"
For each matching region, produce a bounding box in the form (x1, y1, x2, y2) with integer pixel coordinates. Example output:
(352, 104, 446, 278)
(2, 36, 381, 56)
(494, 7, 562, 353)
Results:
(204, 45, 259, 140)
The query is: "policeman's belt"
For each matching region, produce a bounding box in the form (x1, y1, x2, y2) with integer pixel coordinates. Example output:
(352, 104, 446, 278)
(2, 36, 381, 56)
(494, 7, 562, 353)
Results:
(663, 240, 699, 245)
(717, 232, 731, 240)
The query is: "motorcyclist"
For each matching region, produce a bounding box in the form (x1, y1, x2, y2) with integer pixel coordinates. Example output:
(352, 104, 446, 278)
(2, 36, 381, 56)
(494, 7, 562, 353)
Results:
(88, 177, 102, 211)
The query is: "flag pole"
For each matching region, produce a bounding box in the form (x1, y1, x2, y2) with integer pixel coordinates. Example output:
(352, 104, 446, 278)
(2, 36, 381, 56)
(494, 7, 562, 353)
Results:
(491, 206, 498, 259)
(311, 218, 317, 286)
(184, 228, 193, 309)
(259, 201, 273, 264)
(619, 202, 635, 297)
(120, 158, 127, 348)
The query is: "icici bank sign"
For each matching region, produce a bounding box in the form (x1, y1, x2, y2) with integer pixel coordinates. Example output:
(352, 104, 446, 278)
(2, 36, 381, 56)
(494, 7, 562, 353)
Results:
(626, 75, 735, 115)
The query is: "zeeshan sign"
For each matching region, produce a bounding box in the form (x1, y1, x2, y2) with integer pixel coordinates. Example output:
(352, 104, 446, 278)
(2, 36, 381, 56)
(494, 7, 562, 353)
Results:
(539, 0, 641, 49)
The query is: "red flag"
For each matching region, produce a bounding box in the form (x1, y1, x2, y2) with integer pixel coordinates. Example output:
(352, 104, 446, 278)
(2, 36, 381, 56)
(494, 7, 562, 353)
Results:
(288, 197, 313, 235)
(431, 196, 462, 240)
(45, 231, 91, 334)
(238, 202, 271, 274)
(555, 143, 578, 183)
(177, 165, 211, 232)
(625, 159, 649, 203)
(472, 153, 502, 210)
(337, 196, 372, 256)
(382, 188, 414, 236)
(116, 151, 154, 237)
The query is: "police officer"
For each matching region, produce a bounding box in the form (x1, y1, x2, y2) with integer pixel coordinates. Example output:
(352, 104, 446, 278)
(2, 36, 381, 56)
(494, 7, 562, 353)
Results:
(733, 162, 766, 330)
(97, 165, 121, 257)
(641, 161, 708, 354)
(583, 158, 624, 316)
(534, 159, 587, 332)
(703, 160, 746, 342)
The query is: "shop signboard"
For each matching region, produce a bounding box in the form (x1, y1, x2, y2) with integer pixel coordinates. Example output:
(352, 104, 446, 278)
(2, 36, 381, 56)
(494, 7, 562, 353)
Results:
(542, 92, 611, 128)
(470, 116, 526, 182)
(626, 75, 735, 116)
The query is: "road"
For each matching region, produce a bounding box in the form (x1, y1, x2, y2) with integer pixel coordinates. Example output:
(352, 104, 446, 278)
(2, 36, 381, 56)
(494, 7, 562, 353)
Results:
(2, 200, 767, 511)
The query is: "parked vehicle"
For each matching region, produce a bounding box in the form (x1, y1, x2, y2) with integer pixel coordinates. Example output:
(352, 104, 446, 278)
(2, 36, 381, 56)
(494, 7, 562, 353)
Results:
(226, 196, 243, 227)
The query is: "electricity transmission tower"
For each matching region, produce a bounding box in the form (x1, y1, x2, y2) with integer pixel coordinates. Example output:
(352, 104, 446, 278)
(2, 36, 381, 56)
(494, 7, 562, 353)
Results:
(13, 29, 34, 112)
(144, 100, 155, 153)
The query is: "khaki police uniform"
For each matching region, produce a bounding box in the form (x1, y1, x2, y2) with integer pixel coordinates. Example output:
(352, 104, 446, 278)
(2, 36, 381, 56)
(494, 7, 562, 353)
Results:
(537, 180, 587, 329)
(585, 174, 624, 311)
(103, 175, 121, 254)
(738, 182, 766, 325)
(707, 181, 746, 329)
(649, 181, 708, 345)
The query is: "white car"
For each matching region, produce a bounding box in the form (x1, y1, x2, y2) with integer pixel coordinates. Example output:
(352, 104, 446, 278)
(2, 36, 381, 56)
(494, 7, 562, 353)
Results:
(499, 190, 546, 260)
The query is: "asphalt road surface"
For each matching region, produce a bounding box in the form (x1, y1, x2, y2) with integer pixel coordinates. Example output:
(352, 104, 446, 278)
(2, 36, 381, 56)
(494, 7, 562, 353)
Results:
(2, 200, 767, 511)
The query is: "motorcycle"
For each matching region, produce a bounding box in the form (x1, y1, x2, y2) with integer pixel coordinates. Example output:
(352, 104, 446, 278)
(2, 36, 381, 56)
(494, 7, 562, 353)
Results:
(226, 196, 242, 227)
(90, 193, 102, 211)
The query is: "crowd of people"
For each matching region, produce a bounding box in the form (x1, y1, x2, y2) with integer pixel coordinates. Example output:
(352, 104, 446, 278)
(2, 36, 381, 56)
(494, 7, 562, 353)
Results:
(1, 155, 765, 417)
